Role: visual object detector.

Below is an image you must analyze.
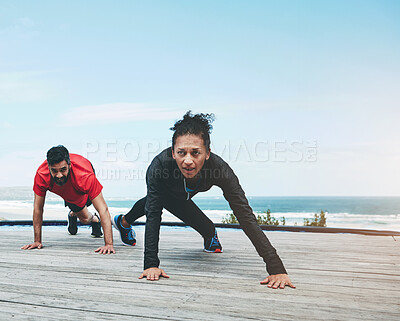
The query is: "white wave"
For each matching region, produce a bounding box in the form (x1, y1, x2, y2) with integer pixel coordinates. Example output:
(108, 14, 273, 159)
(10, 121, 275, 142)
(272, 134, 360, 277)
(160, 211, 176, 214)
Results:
(1, 200, 400, 231)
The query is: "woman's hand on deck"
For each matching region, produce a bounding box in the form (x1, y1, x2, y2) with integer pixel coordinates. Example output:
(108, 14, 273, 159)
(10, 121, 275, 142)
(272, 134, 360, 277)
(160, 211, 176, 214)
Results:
(139, 267, 170, 281)
(260, 274, 295, 289)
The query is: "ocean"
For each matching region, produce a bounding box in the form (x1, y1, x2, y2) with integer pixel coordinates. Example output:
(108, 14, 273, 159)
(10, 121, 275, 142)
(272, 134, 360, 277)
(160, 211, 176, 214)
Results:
(1, 187, 399, 231)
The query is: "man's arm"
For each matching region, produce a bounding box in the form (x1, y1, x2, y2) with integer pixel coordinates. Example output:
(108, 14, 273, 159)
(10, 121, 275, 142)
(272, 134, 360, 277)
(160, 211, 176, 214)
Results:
(21, 193, 45, 250)
(91, 192, 115, 254)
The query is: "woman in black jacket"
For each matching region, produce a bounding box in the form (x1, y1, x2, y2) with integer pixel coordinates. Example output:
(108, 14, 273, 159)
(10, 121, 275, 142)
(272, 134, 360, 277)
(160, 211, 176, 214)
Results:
(113, 111, 295, 289)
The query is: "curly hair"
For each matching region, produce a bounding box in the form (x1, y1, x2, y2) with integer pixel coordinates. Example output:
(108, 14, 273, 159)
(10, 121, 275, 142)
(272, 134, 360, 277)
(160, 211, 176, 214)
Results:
(47, 145, 70, 166)
(170, 111, 215, 150)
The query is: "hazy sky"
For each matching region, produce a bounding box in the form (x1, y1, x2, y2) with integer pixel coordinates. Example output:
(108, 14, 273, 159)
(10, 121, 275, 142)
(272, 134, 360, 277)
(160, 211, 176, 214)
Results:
(1, 0, 400, 197)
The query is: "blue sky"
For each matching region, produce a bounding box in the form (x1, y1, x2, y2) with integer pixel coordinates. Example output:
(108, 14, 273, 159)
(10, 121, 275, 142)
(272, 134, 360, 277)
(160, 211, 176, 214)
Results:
(1, 0, 400, 197)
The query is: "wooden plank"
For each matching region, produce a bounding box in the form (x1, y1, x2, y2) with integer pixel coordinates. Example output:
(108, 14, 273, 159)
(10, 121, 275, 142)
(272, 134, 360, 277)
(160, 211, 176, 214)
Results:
(0, 227, 399, 320)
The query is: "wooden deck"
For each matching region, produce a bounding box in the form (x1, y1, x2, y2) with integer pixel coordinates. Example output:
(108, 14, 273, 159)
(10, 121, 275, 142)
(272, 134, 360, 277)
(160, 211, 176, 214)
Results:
(0, 226, 399, 320)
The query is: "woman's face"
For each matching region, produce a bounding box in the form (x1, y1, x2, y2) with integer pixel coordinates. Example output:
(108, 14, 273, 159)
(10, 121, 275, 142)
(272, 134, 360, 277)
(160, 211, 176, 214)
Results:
(172, 134, 210, 180)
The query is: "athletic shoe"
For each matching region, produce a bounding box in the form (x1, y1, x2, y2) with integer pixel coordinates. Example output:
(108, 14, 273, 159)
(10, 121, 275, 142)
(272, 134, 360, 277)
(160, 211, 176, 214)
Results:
(112, 214, 136, 246)
(91, 213, 103, 238)
(67, 212, 78, 235)
(204, 230, 223, 253)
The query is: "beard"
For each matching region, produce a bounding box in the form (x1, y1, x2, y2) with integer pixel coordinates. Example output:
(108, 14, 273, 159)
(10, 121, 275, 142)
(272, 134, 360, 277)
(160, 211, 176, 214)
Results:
(54, 174, 69, 186)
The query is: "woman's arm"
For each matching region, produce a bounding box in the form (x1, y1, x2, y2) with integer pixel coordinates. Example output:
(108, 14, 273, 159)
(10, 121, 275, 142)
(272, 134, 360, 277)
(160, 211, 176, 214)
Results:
(142, 158, 166, 279)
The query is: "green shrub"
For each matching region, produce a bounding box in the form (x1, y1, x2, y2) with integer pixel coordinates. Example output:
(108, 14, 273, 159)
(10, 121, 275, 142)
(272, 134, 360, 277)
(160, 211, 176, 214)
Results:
(221, 209, 287, 226)
(303, 210, 327, 227)
(222, 210, 328, 227)
(221, 213, 238, 224)
(257, 209, 281, 225)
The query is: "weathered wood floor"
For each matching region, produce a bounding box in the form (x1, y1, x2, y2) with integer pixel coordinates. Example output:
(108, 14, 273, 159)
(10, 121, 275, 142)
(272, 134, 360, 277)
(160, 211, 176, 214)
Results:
(0, 226, 399, 320)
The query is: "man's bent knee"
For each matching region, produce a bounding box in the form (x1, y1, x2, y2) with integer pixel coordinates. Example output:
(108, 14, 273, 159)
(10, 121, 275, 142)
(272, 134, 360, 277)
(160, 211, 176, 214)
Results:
(75, 207, 94, 224)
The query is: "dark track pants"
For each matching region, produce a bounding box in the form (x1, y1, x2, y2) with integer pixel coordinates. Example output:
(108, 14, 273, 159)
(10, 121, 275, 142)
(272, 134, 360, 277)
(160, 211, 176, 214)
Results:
(124, 196, 215, 239)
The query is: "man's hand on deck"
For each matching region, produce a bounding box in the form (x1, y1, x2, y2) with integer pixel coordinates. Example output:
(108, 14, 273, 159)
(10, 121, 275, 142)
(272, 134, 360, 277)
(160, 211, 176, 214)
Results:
(260, 274, 296, 289)
(94, 244, 115, 254)
(139, 267, 170, 281)
(21, 241, 42, 250)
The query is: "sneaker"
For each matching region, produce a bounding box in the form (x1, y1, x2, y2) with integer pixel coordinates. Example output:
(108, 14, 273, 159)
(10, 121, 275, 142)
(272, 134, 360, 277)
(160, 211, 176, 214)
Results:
(112, 214, 136, 246)
(204, 230, 223, 253)
(91, 213, 103, 238)
(67, 212, 78, 235)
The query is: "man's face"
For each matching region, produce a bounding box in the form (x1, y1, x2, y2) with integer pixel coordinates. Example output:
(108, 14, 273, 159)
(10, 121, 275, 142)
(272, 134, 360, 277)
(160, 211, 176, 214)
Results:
(172, 134, 210, 180)
(49, 160, 70, 186)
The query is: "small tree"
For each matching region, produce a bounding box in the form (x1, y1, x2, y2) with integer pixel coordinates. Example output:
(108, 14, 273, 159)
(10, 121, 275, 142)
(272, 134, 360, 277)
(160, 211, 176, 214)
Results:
(222, 209, 286, 226)
(304, 210, 327, 227)
(222, 213, 238, 224)
(256, 209, 281, 225)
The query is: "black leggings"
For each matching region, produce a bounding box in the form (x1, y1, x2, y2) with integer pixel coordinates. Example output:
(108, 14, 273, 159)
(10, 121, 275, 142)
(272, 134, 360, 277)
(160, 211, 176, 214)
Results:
(124, 196, 215, 239)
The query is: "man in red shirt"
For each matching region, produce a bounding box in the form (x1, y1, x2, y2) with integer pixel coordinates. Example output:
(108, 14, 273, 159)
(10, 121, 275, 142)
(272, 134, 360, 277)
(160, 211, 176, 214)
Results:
(21, 145, 115, 254)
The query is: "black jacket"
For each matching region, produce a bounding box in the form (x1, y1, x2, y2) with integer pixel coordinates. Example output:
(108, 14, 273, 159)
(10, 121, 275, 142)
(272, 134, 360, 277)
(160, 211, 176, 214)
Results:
(144, 147, 287, 275)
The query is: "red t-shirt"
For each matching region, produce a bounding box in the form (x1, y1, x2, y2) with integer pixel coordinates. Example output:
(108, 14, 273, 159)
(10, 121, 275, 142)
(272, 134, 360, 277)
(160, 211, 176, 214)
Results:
(33, 154, 103, 207)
